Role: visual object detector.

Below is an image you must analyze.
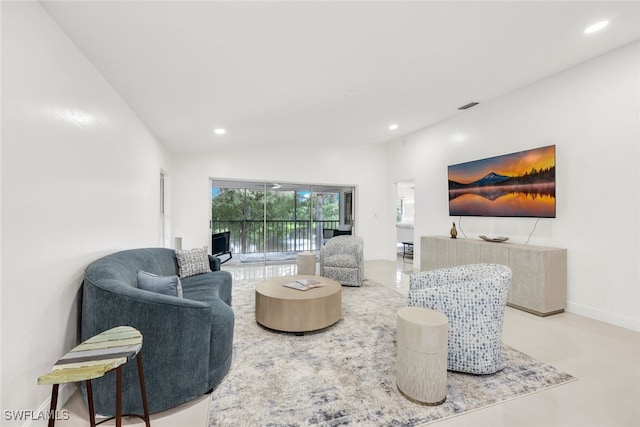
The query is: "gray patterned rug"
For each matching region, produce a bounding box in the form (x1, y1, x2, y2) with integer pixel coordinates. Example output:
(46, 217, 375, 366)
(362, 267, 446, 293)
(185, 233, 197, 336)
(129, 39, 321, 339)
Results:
(208, 279, 575, 426)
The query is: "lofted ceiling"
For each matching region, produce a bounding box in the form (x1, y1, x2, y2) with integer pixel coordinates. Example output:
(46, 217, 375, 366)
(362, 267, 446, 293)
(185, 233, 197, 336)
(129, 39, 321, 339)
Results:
(40, 1, 640, 153)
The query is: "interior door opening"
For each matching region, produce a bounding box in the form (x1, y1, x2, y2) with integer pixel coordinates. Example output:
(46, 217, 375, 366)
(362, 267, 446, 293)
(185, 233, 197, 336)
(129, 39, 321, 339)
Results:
(396, 180, 415, 261)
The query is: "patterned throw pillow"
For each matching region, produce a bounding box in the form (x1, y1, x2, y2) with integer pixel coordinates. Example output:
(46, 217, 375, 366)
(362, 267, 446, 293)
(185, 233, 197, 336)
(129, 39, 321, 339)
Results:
(175, 246, 211, 278)
(137, 270, 183, 298)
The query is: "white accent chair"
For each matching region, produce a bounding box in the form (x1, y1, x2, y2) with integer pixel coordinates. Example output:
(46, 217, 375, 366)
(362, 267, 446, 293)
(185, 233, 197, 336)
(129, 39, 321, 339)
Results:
(407, 264, 512, 374)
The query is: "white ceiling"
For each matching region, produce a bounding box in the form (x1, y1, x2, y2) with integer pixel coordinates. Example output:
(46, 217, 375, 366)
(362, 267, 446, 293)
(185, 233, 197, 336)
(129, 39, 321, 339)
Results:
(40, 1, 640, 153)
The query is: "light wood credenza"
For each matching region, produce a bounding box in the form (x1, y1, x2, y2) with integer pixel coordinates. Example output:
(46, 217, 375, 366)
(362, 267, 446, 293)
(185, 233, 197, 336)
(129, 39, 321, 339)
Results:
(420, 236, 567, 316)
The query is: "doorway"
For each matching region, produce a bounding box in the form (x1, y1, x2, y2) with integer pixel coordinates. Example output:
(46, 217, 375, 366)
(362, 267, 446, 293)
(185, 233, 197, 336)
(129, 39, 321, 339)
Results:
(396, 180, 415, 258)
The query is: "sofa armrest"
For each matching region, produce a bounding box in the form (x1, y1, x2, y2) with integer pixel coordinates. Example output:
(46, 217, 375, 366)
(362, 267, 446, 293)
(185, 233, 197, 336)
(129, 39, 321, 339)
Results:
(208, 255, 221, 271)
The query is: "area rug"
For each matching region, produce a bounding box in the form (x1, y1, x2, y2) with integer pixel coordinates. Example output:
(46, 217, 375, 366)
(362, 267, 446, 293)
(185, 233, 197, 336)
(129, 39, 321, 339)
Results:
(208, 279, 575, 426)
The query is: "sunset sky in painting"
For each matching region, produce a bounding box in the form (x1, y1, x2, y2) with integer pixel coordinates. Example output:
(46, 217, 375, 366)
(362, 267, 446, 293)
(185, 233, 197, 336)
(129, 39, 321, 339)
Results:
(448, 145, 556, 184)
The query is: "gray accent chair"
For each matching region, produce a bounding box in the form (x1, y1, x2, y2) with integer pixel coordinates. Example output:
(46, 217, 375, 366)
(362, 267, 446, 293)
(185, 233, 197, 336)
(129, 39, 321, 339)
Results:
(81, 248, 234, 417)
(407, 264, 511, 374)
(319, 235, 364, 287)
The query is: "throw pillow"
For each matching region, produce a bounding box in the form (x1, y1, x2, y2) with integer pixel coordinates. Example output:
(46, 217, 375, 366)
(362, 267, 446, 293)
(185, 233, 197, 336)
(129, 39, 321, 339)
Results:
(137, 270, 183, 298)
(175, 246, 211, 278)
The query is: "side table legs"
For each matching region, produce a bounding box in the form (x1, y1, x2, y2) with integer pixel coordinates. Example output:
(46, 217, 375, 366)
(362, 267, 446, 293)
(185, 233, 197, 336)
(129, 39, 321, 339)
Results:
(45, 381, 94, 427)
(44, 356, 150, 427)
(47, 384, 59, 427)
(86, 380, 96, 427)
(136, 354, 151, 427)
(94, 356, 150, 426)
(115, 366, 122, 427)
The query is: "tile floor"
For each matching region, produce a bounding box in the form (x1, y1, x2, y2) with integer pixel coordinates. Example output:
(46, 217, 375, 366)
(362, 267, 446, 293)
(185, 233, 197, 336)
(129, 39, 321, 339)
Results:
(60, 257, 640, 426)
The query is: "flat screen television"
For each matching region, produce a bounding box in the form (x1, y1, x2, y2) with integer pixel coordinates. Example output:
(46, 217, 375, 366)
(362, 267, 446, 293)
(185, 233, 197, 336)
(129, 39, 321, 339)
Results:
(448, 145, 556, 218)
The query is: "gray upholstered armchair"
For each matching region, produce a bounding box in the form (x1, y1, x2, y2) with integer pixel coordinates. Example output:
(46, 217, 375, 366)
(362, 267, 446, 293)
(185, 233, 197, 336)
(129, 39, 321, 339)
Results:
(407, 263, 511, 374)
(320, 235, 364, 287)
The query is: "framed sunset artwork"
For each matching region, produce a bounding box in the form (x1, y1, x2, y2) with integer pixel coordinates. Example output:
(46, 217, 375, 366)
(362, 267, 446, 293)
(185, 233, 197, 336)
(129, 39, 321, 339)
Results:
(448, 145, 556, 218)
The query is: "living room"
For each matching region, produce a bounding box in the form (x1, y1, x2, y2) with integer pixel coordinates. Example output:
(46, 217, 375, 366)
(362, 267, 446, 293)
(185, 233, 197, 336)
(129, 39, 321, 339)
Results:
(2, 1, 639, 426)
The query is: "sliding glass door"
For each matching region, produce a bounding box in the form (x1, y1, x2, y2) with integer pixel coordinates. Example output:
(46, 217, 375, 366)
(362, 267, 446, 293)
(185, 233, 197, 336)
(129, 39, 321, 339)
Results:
(210, 179, 354, 266)
(264, 183, 312, 256)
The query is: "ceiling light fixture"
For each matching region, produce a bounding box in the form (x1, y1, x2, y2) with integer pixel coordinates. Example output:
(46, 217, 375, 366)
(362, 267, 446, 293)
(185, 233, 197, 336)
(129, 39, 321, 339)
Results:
(388, 124, 398, 131)
(584, 20, 609, 34)
(214, 128, 226, 135)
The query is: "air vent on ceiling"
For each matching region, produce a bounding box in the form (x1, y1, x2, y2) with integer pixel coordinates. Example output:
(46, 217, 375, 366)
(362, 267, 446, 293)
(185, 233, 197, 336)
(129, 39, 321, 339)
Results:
(458, 102, 479, 110)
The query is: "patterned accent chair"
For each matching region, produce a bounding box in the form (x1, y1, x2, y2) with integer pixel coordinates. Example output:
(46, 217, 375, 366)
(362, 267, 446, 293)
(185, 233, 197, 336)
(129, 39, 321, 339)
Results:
(407, 264, 512, 374)
(320, 235, 364, 287)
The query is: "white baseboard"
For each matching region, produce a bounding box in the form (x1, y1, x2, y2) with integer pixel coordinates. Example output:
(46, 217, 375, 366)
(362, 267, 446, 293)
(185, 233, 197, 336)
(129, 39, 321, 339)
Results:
(567, 301, 640, 332)
(21, 383, 78, 427)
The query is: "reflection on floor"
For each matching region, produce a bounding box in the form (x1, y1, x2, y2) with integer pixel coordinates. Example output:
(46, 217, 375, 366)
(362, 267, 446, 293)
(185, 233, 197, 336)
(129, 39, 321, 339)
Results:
(60, 256, 640, 427)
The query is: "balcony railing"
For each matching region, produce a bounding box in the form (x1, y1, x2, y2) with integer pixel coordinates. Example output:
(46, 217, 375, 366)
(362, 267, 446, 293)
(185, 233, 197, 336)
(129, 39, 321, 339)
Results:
(212, 220, 339, 254)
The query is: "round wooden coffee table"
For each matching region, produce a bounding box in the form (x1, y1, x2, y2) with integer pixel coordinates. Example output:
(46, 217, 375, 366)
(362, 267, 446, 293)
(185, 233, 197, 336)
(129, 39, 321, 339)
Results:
(255, 275, 341, 333)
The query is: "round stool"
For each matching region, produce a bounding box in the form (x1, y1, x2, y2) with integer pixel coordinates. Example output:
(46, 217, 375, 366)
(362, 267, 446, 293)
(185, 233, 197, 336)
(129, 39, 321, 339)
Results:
(396, 307, 448, 405)
(296, 252, 316, 275)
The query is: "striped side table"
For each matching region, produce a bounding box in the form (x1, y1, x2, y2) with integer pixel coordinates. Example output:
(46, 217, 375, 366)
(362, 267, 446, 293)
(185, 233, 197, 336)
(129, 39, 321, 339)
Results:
(38, 326, 150, 427)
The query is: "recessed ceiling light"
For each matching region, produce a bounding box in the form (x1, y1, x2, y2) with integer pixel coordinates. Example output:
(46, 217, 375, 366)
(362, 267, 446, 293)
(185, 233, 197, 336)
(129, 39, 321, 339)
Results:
(214, 128, 226, 135)
(584, 20, 609, 34)
(388, 124, 398, 131)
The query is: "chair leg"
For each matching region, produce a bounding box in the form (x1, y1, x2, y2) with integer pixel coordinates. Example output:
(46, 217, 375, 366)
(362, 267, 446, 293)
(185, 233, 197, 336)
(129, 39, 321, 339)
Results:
(136, 354, 151, 427)
(48, 384, 59, 427)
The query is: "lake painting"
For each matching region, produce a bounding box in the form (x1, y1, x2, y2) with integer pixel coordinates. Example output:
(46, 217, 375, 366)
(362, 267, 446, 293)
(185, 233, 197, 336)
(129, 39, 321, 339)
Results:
(448, 145, 556, 218)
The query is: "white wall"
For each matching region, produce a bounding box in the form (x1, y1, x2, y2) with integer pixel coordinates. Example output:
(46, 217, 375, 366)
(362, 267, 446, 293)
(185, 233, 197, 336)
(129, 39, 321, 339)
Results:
(387, 41, 640, 331)
(171, 144, 392, 261)
(1, 3, 170, 425)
